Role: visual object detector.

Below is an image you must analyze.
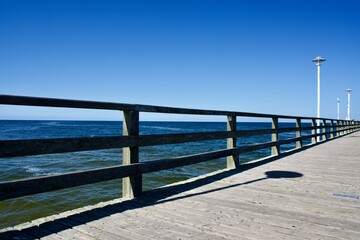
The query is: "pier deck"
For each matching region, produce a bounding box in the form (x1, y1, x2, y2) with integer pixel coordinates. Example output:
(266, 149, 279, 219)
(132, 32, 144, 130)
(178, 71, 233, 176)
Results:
(2, 132, 360, 239)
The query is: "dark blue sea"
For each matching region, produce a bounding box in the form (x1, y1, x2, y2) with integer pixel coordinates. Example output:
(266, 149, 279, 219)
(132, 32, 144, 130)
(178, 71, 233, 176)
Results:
(0, 120, 311, 229)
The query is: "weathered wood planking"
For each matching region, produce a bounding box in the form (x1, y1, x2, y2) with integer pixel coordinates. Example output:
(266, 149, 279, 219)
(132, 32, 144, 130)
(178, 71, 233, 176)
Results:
(2, 131, 359, 239)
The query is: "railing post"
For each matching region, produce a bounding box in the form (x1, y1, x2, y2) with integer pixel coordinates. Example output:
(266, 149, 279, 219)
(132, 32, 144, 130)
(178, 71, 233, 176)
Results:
(355, 122, 358, 131)
(122, 110, 141, 199)
(322, 119, 327, 141)
(311, 118, 316, 144)
(348, 121, 351, 133)
(340, 121, 344, 135)
(227, 114, 239, 169)
(296, 118, 302, 148)
(352, 121, 356, 132)
(271, 117, 280, 156)
(344, 121, 347, 134)
(330, 120, 334, 139)
(344, 121, 348, 134)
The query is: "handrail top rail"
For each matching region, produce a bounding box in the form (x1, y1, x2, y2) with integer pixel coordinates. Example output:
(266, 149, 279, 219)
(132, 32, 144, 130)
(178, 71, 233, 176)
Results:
(0, 94, 350, 122)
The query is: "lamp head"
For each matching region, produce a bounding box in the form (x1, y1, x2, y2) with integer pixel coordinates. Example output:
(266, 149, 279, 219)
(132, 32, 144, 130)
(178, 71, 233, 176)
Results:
(312, 56, 326, 63)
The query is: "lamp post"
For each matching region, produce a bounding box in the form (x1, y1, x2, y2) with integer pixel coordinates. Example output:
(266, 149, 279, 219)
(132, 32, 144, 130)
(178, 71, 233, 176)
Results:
(346, 88, 352, 120)
(312, 56, 326, 142)
(337, 98, 340, 120)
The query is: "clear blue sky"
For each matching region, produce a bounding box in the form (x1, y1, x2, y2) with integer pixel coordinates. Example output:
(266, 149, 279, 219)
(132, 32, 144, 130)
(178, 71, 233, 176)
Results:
(1, 0, 359, 121)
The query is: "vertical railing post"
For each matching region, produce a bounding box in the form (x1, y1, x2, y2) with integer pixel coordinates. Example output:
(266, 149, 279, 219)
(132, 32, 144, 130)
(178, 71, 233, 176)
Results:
(295, 118, 302, 149)
(311, 118, 316, 144)
(352, 121, 356, 132)
(330, 120, 334, 139)
(271, 117, 280, 156)
(322, 119, 327, 141)
(354, 121, 357, 132)
(336, 120, 340, 137)
(345, 121, 348, 134)
(341, 120, 344, 135)
(348, 121, 351, 133)
(227, 114, 239, 169)
(344, 121, 347, 134)
(122, 110, 141, 199)
(340, 121, 344, 135)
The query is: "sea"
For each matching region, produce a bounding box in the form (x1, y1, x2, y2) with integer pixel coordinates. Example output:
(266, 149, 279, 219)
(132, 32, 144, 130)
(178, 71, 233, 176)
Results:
(0, 120, 312, 229)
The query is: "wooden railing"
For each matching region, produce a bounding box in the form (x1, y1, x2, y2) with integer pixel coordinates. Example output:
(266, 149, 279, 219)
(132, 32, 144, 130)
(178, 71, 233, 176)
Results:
(1, 95, 359, 201)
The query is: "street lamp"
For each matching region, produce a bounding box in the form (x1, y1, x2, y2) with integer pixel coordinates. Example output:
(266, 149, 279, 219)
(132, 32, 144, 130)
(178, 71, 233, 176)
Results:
(312, 56, 326, 141)
(346, 88, 352, 120)
(337, 98, 340, 120)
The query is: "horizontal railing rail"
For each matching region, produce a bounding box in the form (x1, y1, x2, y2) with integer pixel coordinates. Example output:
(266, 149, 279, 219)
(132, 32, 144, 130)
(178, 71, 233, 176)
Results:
(0, 125, 357, 158)
(0, 125, 338, 158)
(0, 94, 343, 120)
(1, 94, 359, 201)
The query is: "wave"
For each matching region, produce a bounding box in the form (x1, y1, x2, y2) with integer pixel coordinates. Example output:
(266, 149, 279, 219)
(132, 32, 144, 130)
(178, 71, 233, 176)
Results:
(41, 121, 62, 126)
(0, 126, 40, 132)
(24, 166, 44, 176)
(24, 166, 62, 177)
(142, 126, 185, 131)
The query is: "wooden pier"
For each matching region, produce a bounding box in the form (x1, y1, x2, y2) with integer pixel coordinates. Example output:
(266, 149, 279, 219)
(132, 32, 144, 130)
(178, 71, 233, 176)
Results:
(1, 130, 359, 239)
(0, 95, 359, 239)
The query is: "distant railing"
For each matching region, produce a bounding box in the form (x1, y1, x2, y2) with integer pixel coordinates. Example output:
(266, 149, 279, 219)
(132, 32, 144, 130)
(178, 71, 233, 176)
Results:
(0, 94, 359, 201)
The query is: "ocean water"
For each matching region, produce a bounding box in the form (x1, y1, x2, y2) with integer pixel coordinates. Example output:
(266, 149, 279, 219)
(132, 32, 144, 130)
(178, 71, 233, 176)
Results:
(0, 120, 312, 229)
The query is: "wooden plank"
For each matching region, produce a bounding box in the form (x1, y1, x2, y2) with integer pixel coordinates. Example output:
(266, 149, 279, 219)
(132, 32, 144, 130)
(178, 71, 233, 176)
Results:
(226, 114, 238, 169)
(271, 117, 279, 155)
(0, 94, 134, 111)
(138, 141, 277, 174)
(0, 164, 138, 201)
(295, 118, 302, 148)
(330, 120, 334, 138)
(135, 197, 331, 240)
(0, 136, 132, 158)
(39, 221, 97, 240)
(2, 125, 354, 158)
(122, 110, 142, 198)
(0, 128, 307, 158)
(175, 194, 358, 239)
(0, 94, 346, 121)
(66, 210, 153, 240)
(124, 203, 257, 240)
(322, 119, 327, 141)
